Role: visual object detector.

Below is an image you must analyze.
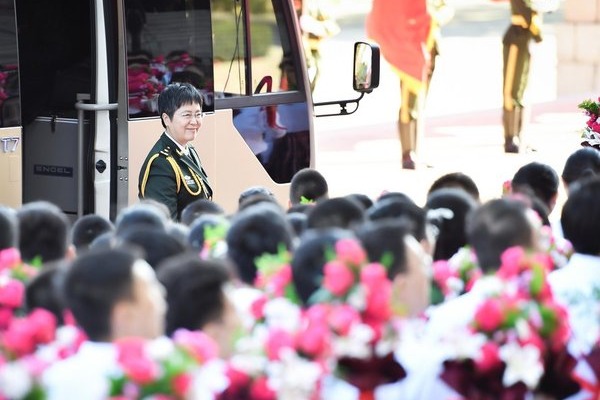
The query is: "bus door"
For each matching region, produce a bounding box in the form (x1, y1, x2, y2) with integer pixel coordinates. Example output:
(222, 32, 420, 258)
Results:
(122, 0, 312, 213)
(15, 0, 118, 219)
(0, 0, 21, 208)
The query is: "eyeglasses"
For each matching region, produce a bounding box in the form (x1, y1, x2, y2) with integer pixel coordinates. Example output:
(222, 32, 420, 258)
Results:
(178, 112, 204, 122)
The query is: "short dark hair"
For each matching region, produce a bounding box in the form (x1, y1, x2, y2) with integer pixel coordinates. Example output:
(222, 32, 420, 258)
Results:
(238, 193, 282, 212)
(512, 162, 559, 210)
(426, 188, 478, 261)
(26, 263, 67, 325)
(71, 214, 114, 253)
(289, 168, 328, 205)
(180, 199, 224, 227)
(116, 203, 169, 235)
(238, 186, 274, 205)
(188, 214, 230, 250)
(306, 197, 365, 230)
(0, 205, 18, 250)
(17, 201, 70, 263)
(158, 82, 203, 129)
(561, 177, 600, 255)
(286, 212, 308, 238)
(345, 193, 374, 211)
(367, 197, 427, 242)
(562, 147, 600, 188)
(226, 203, 293, 284)
(428, 172, 480, 202)
(291, 228, 354, 305)
(357, 220, 410, 279)
(466, 198, 533, 273)
(158, 254, 230, 336)
(118, 228, 187, 270)
(64, 248, 138, 341)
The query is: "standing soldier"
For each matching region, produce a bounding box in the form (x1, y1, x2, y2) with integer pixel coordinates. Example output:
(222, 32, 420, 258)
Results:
(367, 0, 452, 169)
(502, 0, 559, 153)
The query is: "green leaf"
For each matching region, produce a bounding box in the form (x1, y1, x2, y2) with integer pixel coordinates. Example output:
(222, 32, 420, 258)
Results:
(308, 287, 334, 305)
(300, 195, 314, 204)
(578, 99, 600, 115)
(379, 251, 394, 271)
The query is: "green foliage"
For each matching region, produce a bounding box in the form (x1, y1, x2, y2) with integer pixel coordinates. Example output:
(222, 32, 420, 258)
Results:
(578, 99, 600, 116)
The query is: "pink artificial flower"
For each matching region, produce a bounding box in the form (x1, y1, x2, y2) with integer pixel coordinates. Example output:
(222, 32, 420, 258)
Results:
(269, 265, 293, 297)
(250, 295, 268, 321)
(2, 318, 37, 357)
(335, 238, 367, 266)
(173, 329, 218, 363)
(432, 260, 455, 295)
(465, 269, 482, 292)
(297, 320, 330, 358)
(223, 365, 252, 397)
(364, 280, 392, 323)
(474, 298, 505, 332)
(122, 355, 160, 385)
(28, 308, 57, 344)
(0, 248, 20, 271)
(323, 261, 354, 297)
(329, 305, 360, 336)
(0, 306, 13, 330)
(249, 376, 277, 400)
(171, 372, 193, 397)
(305, 304, 330, 324)
(265, 328, 295, 361)
(0, 278, 25, 309)
(360, 263, 388, 288)
(498, 246, 526, 280)
(476, 342, 501, 373)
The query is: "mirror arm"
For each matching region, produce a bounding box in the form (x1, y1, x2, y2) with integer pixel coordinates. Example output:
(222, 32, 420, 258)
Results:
(314, 92, 365, 117)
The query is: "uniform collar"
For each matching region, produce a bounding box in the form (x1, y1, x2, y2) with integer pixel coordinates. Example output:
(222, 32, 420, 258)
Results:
(163, 131, 188, 155)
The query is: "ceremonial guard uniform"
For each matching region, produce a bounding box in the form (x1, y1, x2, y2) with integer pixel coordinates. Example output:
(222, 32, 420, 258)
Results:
(502, 0, 558, 153)
(139, 133, 212, 221)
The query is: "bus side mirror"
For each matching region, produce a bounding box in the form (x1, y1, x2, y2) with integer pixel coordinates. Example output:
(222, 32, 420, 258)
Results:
(353, 42, 380, 93)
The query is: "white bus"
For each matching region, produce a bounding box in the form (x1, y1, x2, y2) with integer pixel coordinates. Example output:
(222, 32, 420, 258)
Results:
(0, 0, 378, 218)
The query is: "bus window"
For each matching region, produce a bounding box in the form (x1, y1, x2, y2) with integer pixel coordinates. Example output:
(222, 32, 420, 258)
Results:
(212, 0, 299, 97)
(124, 0, 215, 118)
(0, 0, 19, 128)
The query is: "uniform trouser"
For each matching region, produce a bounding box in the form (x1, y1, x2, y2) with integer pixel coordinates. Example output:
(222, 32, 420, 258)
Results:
(398, 48, 437, 155)
(502, 26, 531, 141)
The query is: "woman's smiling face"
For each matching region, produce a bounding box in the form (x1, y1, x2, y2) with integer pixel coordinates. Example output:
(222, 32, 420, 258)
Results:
(163, 102, 203, 147)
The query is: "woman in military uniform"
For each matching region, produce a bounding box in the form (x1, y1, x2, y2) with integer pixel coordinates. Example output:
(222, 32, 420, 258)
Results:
(138, 82, 212, 221)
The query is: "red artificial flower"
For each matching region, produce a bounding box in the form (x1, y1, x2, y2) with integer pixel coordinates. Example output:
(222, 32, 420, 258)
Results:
(250, 295, 268, 321)
(2, 318, 37, 357)
(249, 376, 277, 400)
(171, 373, 192, 397)
(28, 308, 57, 344)
(329, 305, 360, 336)
(0, 278, 25, 309)
(474, 298, 505, 332)
(476, 342, 502, 373)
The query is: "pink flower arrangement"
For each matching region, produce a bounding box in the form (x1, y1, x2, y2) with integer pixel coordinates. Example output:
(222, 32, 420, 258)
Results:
(579, 97, 600, 149)
(109, 329, 222, 399)
(431, 246, 482, 304)
(439, 247, 579, 399)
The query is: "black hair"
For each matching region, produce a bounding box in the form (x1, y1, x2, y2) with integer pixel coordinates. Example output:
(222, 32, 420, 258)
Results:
(426, 188, 478, 261)
(512, 162, 559, 211)
(0, 205, 18, 250)
(286, 212, 308, 238)
(238, 193, 282, 212)
(291, 228, 354, 305)
(367, 197, 426, 242)
(64, 248, 138, 341)
(71, 214, 114, 253)
(286, 203, 313, 215)
(238, 186, 274, 205)
(377, 191, 414, 204)
(226, 203, 293, 284)
(289, 168, 329, 205)
(157, 254, 230, 336)
(180, 199, 224, 227)
(356, 220, 410, 279)
(17, 201, 70, 264)
(345, 193, 374, 211)
(306, 197, 365, 230)
(428, 172, 480, 202)
(158, 82, 203, 129)
(466, 198, 533, 273)
(118, 228, 187, 270)
(26, 263, 67, 325)
(562, 147, 600, 188)
(561, 177, 600, 255)
(116, 203, 169, 235)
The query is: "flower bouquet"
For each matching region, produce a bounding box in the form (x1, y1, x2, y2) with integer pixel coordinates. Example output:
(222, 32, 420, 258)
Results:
(571, 340, 600, 400)
(109, 329, 226, 400)
(431, 246, 482, 305)
(578, 97, 600, 149)
(439, 247, 579, 399)
(307, 238, 406, 399)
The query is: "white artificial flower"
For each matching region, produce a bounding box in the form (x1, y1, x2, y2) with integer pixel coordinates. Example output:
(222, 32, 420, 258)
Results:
(499, 342, 544, 389)
(231, 354, 268, 377)
(347, 286, 366, 311)
(266, 349, 322, 400)
(191, 359, 229, 400)
(332, 323, 374, 359)
(375, 337, 395, 357)
(145, 336, 175, 361)
(55, 325, 79, 346)
(441, 330, 486, 360)
(0, 362, 33, 399)
(263, 298, 301, 332)
(446, 276, 464, 297)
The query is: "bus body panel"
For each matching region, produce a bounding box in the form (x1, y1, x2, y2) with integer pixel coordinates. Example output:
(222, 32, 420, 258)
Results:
(0, 127, 22, 208)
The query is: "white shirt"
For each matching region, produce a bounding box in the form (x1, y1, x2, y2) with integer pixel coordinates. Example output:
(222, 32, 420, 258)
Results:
(42, 341, 117, 400)
(548, 253, 600, 353)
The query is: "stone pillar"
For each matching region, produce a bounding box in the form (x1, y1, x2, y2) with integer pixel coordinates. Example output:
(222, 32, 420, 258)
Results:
(556, 0, 600, 95)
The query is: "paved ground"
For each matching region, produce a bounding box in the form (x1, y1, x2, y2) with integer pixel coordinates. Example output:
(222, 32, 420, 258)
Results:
(310, 0, 591, 217)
